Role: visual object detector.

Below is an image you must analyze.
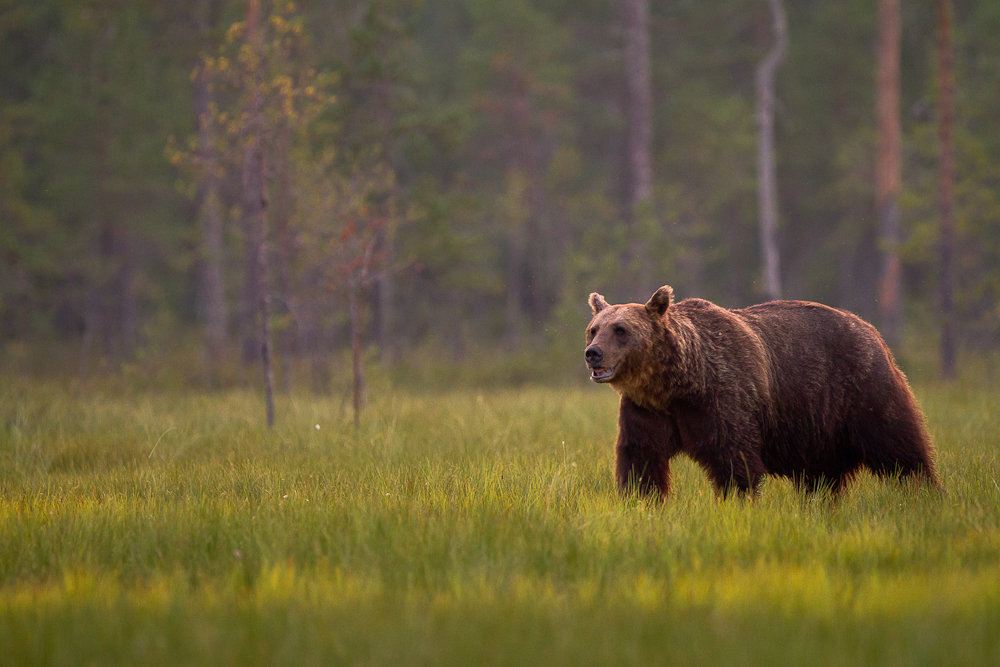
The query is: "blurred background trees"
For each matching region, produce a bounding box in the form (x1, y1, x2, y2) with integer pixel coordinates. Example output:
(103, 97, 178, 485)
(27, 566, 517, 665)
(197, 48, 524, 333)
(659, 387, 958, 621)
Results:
(2, 0, 998, 388)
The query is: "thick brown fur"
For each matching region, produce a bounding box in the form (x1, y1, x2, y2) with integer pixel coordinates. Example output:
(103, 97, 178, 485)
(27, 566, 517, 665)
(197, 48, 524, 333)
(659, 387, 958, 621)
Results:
(584, 286, 942, 499)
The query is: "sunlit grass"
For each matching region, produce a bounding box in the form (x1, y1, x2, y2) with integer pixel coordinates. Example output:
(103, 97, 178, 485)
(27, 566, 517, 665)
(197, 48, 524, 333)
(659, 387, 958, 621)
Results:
(0, 379, 998, 665)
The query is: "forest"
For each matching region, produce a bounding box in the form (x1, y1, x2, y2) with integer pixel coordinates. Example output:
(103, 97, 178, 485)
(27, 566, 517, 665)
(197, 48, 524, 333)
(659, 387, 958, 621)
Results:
(2, 0, 999, 394)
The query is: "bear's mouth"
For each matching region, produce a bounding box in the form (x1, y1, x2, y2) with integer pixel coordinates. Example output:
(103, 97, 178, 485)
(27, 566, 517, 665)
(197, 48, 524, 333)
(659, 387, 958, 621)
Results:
(590, 365, 616, 382)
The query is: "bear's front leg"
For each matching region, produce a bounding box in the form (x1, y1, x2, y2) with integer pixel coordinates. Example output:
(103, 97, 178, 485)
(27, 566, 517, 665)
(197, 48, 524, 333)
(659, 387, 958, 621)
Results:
(615, 397, 677, 499)
(616, 445, 671, 498)
(673, 407, 767, 499)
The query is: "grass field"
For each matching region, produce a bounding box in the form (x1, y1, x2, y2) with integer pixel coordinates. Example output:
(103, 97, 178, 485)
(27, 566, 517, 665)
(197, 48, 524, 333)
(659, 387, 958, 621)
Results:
(1, 377, 999, 666)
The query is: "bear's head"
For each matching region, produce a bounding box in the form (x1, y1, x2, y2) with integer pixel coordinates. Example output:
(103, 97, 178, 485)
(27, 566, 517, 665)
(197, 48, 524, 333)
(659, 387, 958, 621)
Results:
(584, 286, 674, 387)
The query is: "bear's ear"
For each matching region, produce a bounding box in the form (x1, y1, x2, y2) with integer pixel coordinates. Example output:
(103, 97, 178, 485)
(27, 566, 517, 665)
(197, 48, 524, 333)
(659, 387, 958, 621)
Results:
(645, 285, 674, 317)
(589, 292, 609, 315)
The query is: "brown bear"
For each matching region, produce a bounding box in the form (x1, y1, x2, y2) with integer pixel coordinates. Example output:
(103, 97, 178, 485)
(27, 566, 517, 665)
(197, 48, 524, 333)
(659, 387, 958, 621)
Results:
(584, 286, 941, 498)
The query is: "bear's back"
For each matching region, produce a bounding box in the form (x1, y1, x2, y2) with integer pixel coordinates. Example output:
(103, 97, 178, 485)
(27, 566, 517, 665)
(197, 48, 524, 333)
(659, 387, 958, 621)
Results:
(730, 300, 908, 473)
(734, 300, 889, 381)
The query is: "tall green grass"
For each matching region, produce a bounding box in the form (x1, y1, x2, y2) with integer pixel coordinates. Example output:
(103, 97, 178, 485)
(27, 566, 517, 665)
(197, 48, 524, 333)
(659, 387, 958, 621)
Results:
(1, 379, 998, 666)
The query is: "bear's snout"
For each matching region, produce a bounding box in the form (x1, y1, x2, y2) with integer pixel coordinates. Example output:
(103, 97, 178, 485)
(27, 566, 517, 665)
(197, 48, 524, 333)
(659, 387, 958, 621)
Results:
(585, 346, 604, 366)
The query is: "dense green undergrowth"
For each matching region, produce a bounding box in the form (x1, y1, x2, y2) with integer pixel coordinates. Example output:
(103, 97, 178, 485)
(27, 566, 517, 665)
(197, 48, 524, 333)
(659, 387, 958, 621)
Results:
(0, 379, 998, 666)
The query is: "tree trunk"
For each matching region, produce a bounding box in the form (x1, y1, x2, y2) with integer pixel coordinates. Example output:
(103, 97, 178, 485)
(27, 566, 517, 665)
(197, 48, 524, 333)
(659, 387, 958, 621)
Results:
(196, 143, 228, 364)
(79, 122, 111, 379)
(622, 0, 654, 301)
(274, 129, 296, 393)
(241, 216, 262, 364)
(304, 308, 330, 396)
(255, 192, 276, 428)
(373, 226, 395, 363)
(117, 227, 138, 359)
(448, 287, 466, 362)
(78, 280, 100, 381)
(244, 0, 276, 426)
(876, 0, 903, 348)
(503, 168, 528, 347)
(755, 0, 786, 302)
(349, 275, 365, 427)
(195, 0, 227, 369)
(936, 0, 956, 379)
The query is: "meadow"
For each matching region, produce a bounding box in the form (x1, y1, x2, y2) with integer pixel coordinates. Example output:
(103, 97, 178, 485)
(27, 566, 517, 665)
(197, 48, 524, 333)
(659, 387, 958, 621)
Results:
(0, 376, 998, 666)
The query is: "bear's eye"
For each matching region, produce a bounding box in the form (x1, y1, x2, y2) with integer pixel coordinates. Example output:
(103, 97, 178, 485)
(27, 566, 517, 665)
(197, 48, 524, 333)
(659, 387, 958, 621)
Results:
(613, 325, 627, 337)
(589, 326, 597, 337)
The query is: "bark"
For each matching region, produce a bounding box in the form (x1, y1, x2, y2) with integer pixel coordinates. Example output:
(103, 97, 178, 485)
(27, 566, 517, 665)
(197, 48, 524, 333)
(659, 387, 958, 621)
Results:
(117, 228, 138, 359)
(876, 0, 903, 347)
(79, 119, 111, 379)
(256, 198, 276, 428)
(493, 59, 533, 347)
(936, 0, 956, 379)
(79, 31, 142, 371)
(505, 225, 525, 346)
(373, 226, 395, 362)
(622, 0, 654, 300)
(244, 0, 276, 426)
(91, 222, 137, 361)
(503, 168, 528, 346)
(350, 241, 376, 426)
(304, 308, 330, 396)
(755, 0, 787, 302)
(196, 167, 227, 362)
(240, 216, 262, 364)
(194, 0, 227, 367)
(448, 288, 466, 362)
(349, 275, 365, 427)
(274, 129, 296, 393)
(239, 3, 262, 366)
(78, 278, 99, 381)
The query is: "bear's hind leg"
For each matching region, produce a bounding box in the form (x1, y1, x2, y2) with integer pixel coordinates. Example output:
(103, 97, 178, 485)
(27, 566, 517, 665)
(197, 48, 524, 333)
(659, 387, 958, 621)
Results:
(854, 398, 942, 490)
(864, 449, 941, 489)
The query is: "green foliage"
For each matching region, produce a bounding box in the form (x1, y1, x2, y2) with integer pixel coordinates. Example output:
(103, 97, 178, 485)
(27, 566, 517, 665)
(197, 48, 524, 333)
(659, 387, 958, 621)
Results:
(0, 379, 999, 665)
(898, 0, 1000, 351)
(2, 0, 1000, 370)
